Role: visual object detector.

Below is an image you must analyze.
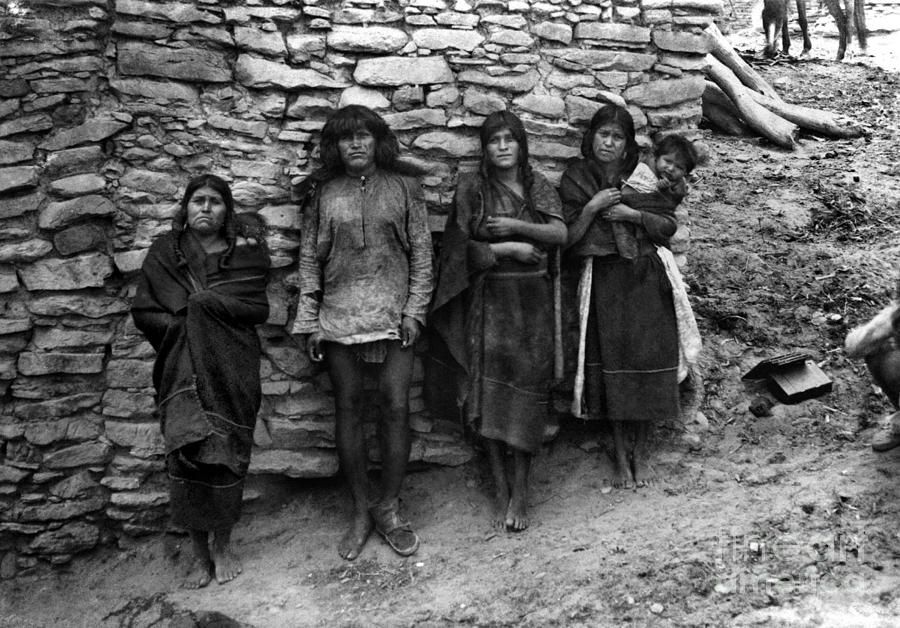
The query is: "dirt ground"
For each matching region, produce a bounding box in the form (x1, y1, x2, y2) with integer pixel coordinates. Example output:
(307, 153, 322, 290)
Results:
(3, 33, 900, 628)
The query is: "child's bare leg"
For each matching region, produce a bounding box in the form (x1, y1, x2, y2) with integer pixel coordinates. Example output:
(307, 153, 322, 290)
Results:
(506, 449, 531, 531)
(182, 530, 212, 589)
(631, 421, 657, 487)
(611, 421, 635, 488)
(485, 439, 510, 529)
(211, 527, 242, 585)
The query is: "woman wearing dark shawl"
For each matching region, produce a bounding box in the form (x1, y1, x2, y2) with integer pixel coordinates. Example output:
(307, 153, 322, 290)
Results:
(432, 111, 566, 531)
(559, 104, 679, 490)
(132, 174, 270, 588)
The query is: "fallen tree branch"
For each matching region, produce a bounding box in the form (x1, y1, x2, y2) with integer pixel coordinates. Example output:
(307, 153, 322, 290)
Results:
(745, 91, 865, 138)
(706, 56, 798, 149)
(706, 23, 782, 102)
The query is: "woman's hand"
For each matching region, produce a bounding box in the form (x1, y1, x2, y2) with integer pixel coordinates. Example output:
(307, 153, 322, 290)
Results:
(484, 216, 521, 238)
(601, 204, 642, 223)
(507, 242, 545, 264)
(306, 331, 325, 362)
(585, 188, 621, 215)
(401, 316, 421, 349)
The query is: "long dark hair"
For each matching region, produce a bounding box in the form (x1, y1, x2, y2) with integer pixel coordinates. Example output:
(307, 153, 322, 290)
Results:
(479, 110, 534, 191)
(580, 104, 639, 183)
(297, 105, 425, 201)
(171, 174, 239, 266)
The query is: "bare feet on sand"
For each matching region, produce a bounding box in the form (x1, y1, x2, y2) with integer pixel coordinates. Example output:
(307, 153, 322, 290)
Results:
(181, 557, 212, 589)
(631, 453, 657, 487)
(492, 485, 510, 530)
(505, 492, 529, 531)
(211, 532, 242, 585)
(612, 452, 636, 489)
(338, 511, 373, 561)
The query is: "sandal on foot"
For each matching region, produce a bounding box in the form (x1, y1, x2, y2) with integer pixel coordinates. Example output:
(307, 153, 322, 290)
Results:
(370, 500, 420, 557)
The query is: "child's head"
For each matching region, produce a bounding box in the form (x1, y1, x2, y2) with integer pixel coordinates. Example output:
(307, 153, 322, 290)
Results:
(653, 134, 697, 185)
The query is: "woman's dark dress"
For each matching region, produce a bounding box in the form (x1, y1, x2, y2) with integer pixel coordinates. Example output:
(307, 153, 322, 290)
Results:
(132, 221, 270, 530)
(559, 158, 679, 423)
(432, 172, 562, 453)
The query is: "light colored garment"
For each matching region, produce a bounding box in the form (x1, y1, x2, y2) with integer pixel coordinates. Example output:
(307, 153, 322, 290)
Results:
(656, 245, 701, 382)
(572, 258, 593, 418)
(292, 170, 433, 344)
(622, 162, 660, 194)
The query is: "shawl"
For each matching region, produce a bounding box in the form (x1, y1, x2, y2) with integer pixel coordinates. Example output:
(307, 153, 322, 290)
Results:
(131, 214, 270, 476)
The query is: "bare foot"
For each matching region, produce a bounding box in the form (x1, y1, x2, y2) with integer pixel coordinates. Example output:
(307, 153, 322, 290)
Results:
(492, 485, 510, 530)
(211, 535, 242, 585)
(612, 454, 635, 489)
(631, 453, 657, 487)
(505, 493, 529, 532)
(338, 512, 373, 561)
(181, 557, 212, 589)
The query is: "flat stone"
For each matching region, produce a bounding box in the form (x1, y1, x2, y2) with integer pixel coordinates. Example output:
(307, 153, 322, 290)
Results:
(0, 141, 34, 166)
(259, 205, 301, 230)
(623, 75, 706, 107)
(224, 6, 299, 22)
(235, 26, 287, 57)
(0, 238, 52, 263)
(17, 352, 104, 376)
(101, 389, 156, 418)
(435, 11, 479, 27)
(111, 20, 172, 40)
(100, 476, 141, 491)
(333, 7, 404, 24)
(32, 327, 113, 350)
(44, 146, 105, 179)
(27, 294, 129, 318)
(0, 318, 31, 334)
(0, 166, 38, 194)
(119, 169, 180, 196)
(235, 54, 349, 90)
(328, 26, 409, 53)
(54, 224, 107, 256)
(43, 442, 113, 469)
(16, 393, 102, 420)
(285, 33, 327, 62)
(272, 391, 334, 417)
(39, 119, 128, 151)
(19, 252, 114, 290)
(646, 103, 703, 128)
(652, 30, 713, 54)
(31, 78, 94, 94)
(575, 23, 652, 45)
(106, 359, 154, 388)
(0, 191, 42, 220)
(338, 86, 390, 110)
(545, 48, 657, 72)
(0, 78, 29, 98)
(421, 440, 473, 466)
(118, 42, 231, 83)
(110, 78, 200, 103)
(29, 522, 100, 554)
(113, 249, 148, 274)
(0, 114, 54, 139)
(49, 471, 98, 499)
(530, 140, 580, 160)
(412, 131, 480, 157)
(115, 0, 220, 22)
(412, 28, 484, 52)
(463, 89, 506, 115)
(354, 56, 453, 86)
(533, 22, 573, 44)
(489, 29, 534, 47)
(248, 448, 340, 478)
(0, 465, 29, 484)
(0, 267, 18, 293)
(457, 69, 540, 93)
(48, 174, 106, 198)
(382, 108, 447, 130)
(426, 85, 459, 108)
(263, 417, 335, 449)
(481, 15, 528, 29)
(643, 0, 723, 11)
(109, 491, 168, 509)
(513, 94, 565, 118)
(207, 115, 268, 139)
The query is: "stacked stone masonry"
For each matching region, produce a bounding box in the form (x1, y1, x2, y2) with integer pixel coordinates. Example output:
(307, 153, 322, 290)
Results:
(0, 0, 719, 573)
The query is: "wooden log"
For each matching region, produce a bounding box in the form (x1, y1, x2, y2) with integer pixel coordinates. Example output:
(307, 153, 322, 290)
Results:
(706, 23, 782, 102)
(745, 90, 865, 138)
(703, 81, 741, 116)
(702, 101, 752, 136)
(706, 56, 799, 149)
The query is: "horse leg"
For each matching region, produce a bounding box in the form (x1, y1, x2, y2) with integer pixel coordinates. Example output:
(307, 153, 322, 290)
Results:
(853, 0, 868, 52)
(795, 0, 812, 55)
(823, 0, 849, 60)
(762, 0, 782, 57)
(781, 18, 791, 56)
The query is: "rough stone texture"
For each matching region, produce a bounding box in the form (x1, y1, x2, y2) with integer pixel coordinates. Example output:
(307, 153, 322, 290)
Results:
(355, 57, 454, 86)
(0, 1, 711, 564)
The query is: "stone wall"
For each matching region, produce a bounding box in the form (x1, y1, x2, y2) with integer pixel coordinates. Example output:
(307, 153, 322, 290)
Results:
(0, 0, 719, 574)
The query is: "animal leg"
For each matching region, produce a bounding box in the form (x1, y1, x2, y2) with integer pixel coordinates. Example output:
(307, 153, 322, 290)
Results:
(795, 0, 812, 54)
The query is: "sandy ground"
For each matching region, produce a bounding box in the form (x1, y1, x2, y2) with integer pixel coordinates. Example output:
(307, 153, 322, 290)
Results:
(2, 33, 900, 628)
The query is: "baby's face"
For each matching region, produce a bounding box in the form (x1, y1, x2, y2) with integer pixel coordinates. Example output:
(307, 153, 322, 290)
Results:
(655, 152, 688, 185)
